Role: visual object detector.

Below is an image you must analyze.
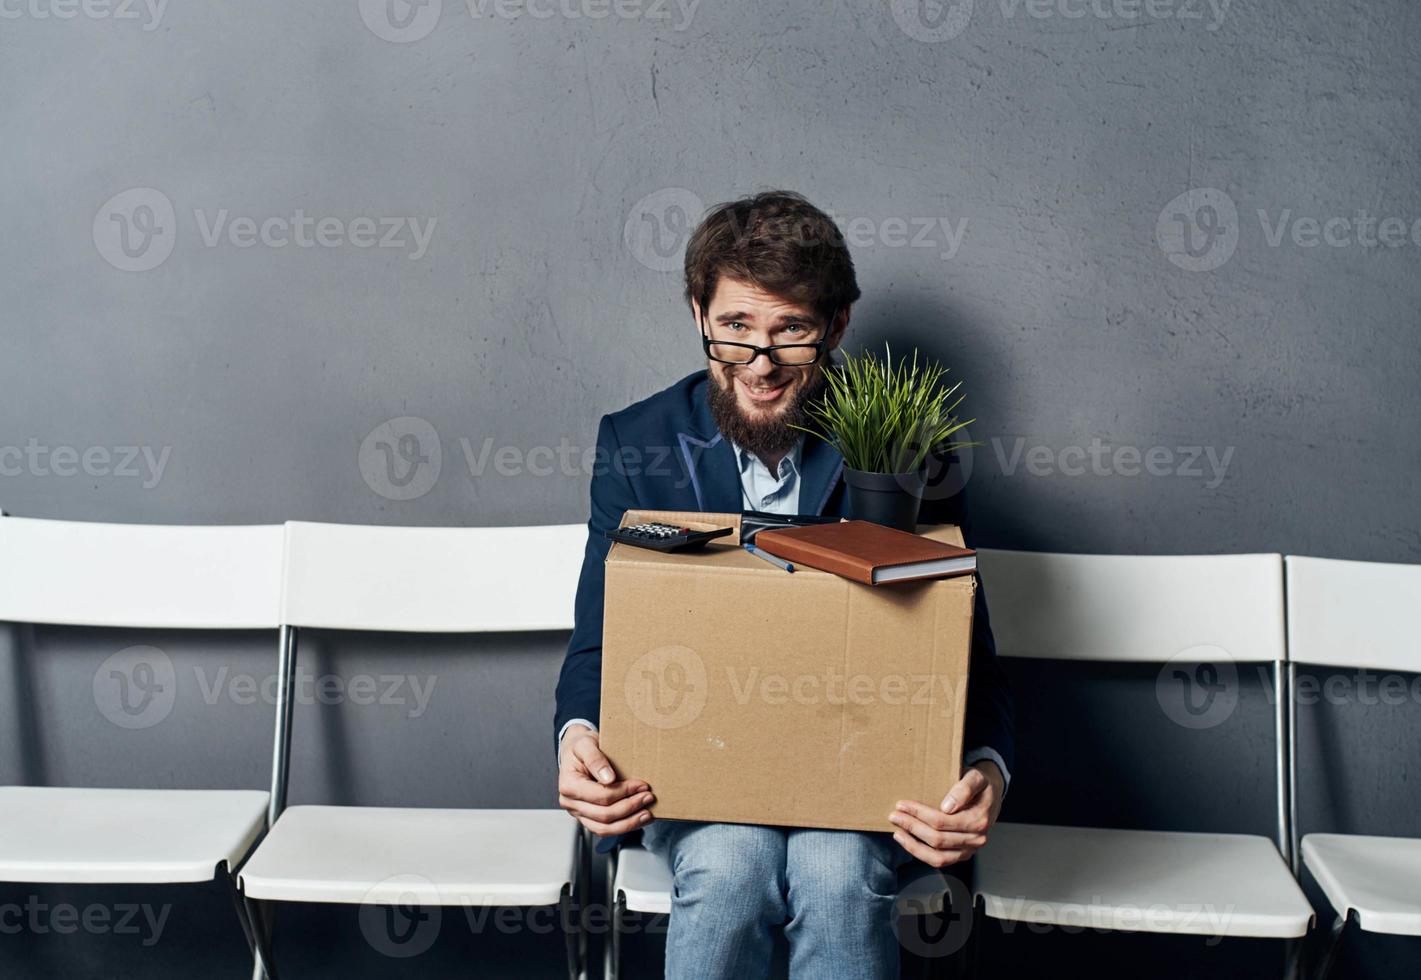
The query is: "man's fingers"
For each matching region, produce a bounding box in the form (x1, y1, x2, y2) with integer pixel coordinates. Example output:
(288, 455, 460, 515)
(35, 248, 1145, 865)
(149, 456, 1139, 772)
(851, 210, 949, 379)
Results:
(574, 808, 655, 838)
(571, 736, 617, 785)
(941, 767, 988, 814)
(559, 791, 655, 825)
(889, 810, 987, 850)
(895, 798, 991, 835)
(558, 773, 647, 806)
(892, 830, 964, 869)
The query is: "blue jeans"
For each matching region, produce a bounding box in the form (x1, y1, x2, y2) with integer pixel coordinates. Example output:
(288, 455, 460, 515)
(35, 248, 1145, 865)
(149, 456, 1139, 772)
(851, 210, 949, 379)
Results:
(641, 820, 910, 980)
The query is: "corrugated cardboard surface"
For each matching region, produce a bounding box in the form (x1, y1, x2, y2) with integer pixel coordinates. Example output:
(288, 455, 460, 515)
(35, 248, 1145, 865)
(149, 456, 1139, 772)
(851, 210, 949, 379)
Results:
(600, 510, 974, 832)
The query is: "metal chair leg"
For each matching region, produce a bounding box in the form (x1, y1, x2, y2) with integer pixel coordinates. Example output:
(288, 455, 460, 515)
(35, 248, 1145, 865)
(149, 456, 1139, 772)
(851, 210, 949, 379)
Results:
(1283, 935, 1303, 980)
(604, 848, 620, 980)
(1312, 911, 1351, 980)
(242, 896, 281, 980)
(560, 885, 585, 980)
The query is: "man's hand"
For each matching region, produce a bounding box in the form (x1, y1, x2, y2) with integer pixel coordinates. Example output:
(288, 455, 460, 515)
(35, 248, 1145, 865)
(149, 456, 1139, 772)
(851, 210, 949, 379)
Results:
(889, 759, 1005, 868)
(557, 724, 655, 837)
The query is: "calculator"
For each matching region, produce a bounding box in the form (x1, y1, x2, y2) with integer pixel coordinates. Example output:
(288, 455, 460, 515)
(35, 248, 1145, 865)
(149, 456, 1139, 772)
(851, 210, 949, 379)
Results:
(605, 521, 734, 553)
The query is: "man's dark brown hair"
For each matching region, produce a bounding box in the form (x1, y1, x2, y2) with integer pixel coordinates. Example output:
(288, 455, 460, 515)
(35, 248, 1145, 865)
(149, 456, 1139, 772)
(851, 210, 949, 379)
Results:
(683, 191, 862, 323)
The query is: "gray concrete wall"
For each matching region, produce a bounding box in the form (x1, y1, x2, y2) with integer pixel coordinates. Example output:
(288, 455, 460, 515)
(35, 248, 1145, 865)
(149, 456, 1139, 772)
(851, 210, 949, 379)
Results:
(1, 0, 1418, 976)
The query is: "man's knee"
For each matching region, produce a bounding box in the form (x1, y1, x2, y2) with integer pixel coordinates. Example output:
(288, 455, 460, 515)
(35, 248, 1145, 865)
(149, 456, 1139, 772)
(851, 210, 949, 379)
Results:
(786, 831, 898, 911)
(666, 822, 787, 905)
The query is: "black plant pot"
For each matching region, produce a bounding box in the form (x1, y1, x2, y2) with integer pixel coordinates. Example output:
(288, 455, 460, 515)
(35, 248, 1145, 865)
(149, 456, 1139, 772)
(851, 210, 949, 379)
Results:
(842, 468, 926, 532)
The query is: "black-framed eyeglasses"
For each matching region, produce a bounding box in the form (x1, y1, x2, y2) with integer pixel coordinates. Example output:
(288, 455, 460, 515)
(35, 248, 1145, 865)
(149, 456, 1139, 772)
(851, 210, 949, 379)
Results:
(699, 309, 836, 367)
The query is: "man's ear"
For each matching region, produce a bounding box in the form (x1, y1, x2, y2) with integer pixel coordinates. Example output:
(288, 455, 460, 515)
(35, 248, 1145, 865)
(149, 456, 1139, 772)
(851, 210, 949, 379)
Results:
(825, 306, 852, 351)
(690, 298, 704, 335)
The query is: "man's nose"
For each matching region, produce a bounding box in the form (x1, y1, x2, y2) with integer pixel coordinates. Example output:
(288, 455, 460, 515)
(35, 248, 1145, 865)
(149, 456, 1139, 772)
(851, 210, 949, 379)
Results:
(746, 351, 778, 376)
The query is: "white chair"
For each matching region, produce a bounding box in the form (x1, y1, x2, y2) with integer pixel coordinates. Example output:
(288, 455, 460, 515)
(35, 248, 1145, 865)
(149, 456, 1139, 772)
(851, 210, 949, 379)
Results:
(1286, 555, 1421, 978)
(235, 521, 588, 979)
(969, 550, 1314, 976)
(0, 516, 284, 971)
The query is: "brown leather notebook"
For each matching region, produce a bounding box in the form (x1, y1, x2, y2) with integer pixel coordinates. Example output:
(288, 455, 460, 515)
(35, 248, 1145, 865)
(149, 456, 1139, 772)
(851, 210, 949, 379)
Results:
(754, 520, 977, 585)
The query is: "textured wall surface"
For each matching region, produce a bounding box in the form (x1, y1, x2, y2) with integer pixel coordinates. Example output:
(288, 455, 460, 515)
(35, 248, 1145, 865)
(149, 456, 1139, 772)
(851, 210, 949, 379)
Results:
(2, 0, 1419, 976)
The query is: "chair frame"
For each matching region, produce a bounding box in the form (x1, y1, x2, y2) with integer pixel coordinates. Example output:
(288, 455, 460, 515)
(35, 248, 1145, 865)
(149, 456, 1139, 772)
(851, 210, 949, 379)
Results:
(1283, 555, 1421, 980)
(0, 516, 285, 978)
(240, 521, 588, 980)
(965, 550, 1309, 979)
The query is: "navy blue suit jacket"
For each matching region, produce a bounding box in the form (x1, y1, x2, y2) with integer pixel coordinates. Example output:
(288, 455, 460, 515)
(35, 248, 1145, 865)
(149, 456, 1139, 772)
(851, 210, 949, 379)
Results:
(554, 371, 1015, 780)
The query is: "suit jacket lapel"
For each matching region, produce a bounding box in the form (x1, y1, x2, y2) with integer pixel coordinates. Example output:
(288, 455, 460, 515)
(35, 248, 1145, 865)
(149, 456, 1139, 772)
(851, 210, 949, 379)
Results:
(797, 430, 845, 516)
(678, 378, 743, 513)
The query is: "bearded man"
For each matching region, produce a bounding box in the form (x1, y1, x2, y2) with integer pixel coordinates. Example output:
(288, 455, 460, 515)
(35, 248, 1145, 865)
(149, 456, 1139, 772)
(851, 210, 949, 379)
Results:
(555, 190, 1014, 980)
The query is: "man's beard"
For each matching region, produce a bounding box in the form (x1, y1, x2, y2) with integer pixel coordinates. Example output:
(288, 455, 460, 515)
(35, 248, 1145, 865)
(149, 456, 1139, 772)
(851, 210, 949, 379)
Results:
(707, 366, 828, 460)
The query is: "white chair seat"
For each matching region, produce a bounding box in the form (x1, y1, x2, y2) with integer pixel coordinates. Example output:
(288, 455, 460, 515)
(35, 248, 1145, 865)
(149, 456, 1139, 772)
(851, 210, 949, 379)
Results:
(239, 805, 579, 906)
(0, 786, 268, 884)
(1302, 833, 1421, 936)
(613, 844, 953, 917)
(614, 844, 674, 914)
(974, 823, 1314, 939)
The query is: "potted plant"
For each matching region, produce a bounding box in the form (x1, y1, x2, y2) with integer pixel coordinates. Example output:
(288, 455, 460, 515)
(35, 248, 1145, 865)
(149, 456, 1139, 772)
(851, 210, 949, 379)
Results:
(794, 344, 978, 531)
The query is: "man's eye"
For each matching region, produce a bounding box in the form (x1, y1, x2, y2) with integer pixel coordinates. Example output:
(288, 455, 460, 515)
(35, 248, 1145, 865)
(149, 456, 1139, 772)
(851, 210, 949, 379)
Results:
(725, 322, 748, 332)
(782, 323, 809, 335)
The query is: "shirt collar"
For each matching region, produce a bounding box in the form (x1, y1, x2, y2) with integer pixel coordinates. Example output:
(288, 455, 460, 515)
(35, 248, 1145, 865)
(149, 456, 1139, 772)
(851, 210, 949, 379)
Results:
(731, 435, 804, 483)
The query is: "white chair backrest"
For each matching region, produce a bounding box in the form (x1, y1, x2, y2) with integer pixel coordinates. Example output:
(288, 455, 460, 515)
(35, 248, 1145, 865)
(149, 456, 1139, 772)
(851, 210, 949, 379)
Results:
(280, 521, 584, 633)
(1285, 555, 1421, 674)
(0, 516, 284, 629)
(977, 549, 1286, 664)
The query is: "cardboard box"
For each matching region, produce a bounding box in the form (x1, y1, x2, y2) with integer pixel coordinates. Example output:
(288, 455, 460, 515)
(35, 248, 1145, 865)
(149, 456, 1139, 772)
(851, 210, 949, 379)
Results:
(599, 509, 975, 832)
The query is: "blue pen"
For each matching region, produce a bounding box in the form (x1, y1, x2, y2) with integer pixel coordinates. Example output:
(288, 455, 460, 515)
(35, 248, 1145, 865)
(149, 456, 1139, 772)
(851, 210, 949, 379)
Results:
(744, 543, 794, 573)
